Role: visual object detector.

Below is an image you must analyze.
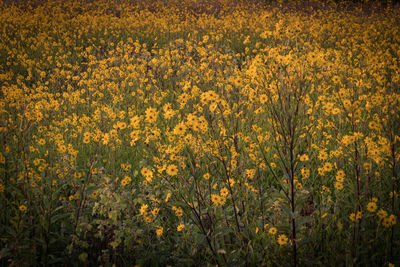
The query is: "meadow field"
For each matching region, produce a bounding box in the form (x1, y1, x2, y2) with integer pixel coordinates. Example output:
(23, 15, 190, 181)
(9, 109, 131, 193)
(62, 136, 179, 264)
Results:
(0, 0, 399, 265)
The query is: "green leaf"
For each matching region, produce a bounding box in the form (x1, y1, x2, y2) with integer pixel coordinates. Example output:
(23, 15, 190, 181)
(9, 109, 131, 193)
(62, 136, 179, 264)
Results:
(296, 216, 312, 230)
(0, 247, 11, 259)
(280, 204, 292, 218)
(43, 197, 50, 210)
(51, 213, 71, 224)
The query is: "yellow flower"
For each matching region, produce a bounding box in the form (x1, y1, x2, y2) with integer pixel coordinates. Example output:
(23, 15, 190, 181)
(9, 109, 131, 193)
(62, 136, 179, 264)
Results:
(177, 224, 185, 231)
(102, 133, 110, 145)
(260, 94, 268, 104)
(173, 122, 187, 136)
(140, 204, 148, 215)
(296, 183, 303, 190)
(219, 196, 226, 205)
(318, 150, 328, 161)
(377, 209, 388, 220)
(152, 208, 160, 216)
(268, 227, 277, 235)
(145, 107, 158, 124)
(322, 162, 333, 172)
(172, 206, 183, 217)
(203, 173, 210, 180)
(277, 234, 288, 246)
(227, 178, 235, 187)
(166, 164, 178, 176)
(220, 188, 229, 197)
(230, 159, 237, 169)
(37, 138, 46, 145)
(117, 121, 126, 130)
(209, 102, 218, 113)
(141, 167, 153, 182)
(121, 176, 132, 186)
(301, 167, 310, 179)
(130, 115, 141, 128)
(19, 205, 27, 212)
(156, 227, 163, 237)
(335, 175, 344, 183)
(211, 194, 221, 206)
(390, 191, 399, 199)
(299, 154, 309, 161)
(386, 214, 397, 226)
(382, 217, 392, 227)
(336, 170, 345, 178)
(165, 192, 172, 202)
(334, 182, 343, 190)
(83, 132, 91, 144)
(366, 202, 377, 213)
(245, 169, 256, 179)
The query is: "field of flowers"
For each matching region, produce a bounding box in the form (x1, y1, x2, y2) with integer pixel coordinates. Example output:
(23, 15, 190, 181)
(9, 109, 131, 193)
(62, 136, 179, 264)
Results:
(0, 0, 399, 265)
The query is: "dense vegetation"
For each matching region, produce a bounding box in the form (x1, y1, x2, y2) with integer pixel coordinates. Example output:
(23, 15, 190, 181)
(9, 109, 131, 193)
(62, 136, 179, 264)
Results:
(0, 0, 399, 265)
